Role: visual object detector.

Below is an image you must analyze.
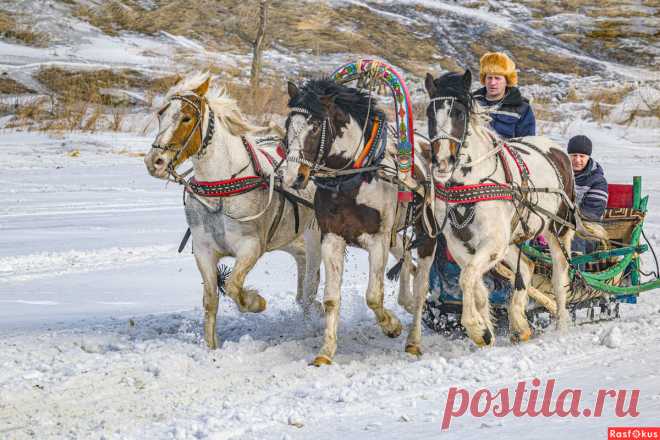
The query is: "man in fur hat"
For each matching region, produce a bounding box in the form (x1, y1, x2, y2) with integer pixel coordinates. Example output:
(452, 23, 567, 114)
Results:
(473, 52, 536, 139)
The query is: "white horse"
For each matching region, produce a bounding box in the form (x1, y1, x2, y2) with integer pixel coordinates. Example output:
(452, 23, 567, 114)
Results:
(284, 79, 436, 365)
(144, 73, 321, 349)
(424, 70, 607, 347)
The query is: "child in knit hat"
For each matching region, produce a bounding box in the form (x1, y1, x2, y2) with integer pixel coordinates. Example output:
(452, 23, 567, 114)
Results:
(568, 135, 608, 220)
(568, 135, 608, 254)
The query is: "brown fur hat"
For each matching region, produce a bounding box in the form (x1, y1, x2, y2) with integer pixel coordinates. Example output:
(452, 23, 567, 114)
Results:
(479, 52, 518, 86)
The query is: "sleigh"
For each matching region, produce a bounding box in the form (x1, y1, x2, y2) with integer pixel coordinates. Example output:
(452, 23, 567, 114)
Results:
(424, 176, 660, 333)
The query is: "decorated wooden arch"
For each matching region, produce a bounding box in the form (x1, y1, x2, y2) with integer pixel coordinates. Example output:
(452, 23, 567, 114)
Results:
(331, 59, 415, 201)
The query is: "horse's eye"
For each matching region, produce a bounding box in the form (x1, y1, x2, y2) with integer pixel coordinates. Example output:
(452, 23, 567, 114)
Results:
(182, 116, 192, 123)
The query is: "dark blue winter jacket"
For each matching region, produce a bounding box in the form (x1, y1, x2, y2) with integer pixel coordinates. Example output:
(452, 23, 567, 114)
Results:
(473, 87, 536, 139)
(575, 158, 608, 220)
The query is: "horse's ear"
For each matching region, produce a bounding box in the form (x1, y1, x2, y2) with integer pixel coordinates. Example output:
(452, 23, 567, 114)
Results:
(287, 81, 300, 100)
(194, 75, 211, 97)
(425, 73, 436, 96)
(463, 69, 472, 92)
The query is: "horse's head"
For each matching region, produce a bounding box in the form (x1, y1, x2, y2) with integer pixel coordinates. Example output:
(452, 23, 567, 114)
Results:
(424, 70, 473, 182)
(144, 73, 212, 179)
(284, 79, 375, 190)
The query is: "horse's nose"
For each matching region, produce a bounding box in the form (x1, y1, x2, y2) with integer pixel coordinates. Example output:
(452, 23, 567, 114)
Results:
(292, 173, 306, 190)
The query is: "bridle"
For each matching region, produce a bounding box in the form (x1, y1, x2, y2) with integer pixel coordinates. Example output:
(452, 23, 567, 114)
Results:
(152, 91, 215, 176)
(285, 107, 337, 174)
(427, 95, 470, 170)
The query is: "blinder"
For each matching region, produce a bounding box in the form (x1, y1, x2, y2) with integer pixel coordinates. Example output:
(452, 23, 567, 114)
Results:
(285, 106, 335, 173)
(427, 95, 471, 165)
(152, 92, 215, 170)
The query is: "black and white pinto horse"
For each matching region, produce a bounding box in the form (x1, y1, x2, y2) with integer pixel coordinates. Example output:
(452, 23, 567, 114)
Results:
(145, 73, 321, 349)
(424, 70, 607, 347)
(284, 79, 436, 365)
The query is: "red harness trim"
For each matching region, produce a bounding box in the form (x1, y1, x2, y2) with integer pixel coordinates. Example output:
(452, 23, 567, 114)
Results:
(189, 176, 266, 197)
(503, 143, 530, 177)
(259, 149, 279, 167)
(434, 141, 531, 204)
(434, 182, 513, 204)
(187, 137, 283, 198)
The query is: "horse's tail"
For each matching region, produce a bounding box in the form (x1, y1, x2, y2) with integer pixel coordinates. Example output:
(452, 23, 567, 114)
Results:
(575, 210, 609, 249)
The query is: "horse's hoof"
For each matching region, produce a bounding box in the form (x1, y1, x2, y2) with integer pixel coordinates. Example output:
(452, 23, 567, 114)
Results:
(510, 328, 532, 344)
(384, 323, 402, 338)
(473, 328, 495, 347)
(483, 327, 494, 345)
(381, 313, 403, 338)
(253, 296, 267, 313)
(405, 344, 422, 357)
(309, 355, 332, 367)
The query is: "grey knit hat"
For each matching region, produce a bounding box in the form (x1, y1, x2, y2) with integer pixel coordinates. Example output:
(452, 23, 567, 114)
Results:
(567, 135, 592, 156)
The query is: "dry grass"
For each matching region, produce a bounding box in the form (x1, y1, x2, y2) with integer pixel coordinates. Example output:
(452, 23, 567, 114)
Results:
(9, 67, 180, 131)
(532, 104, 563, 123)
(587, 85, 636, 123)
(565, 87, 580, 102)
(72, 0, 242, 51)
(0, 10, 49, 47)
(518, 0, 656, 67)
(36, 67, 136, 100)
(223, 80, 289, 124)
(0, 77, 35, 94)
(70, 0, 451, 75)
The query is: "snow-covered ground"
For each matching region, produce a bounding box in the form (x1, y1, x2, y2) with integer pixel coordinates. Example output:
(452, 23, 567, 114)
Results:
(0, 120, 659, 439)
(0, 0, 658, 437)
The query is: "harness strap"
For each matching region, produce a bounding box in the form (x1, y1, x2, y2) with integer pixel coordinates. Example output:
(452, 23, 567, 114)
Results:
(435, 182, 513, 204)
(259, 149, 278, 167)
(188, 176, 266, 197)
(266, 192, 287, 245)
(242, 136, 264, 177)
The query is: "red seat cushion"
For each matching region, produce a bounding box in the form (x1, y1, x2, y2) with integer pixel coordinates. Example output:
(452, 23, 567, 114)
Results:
(607, 184, 633, 208)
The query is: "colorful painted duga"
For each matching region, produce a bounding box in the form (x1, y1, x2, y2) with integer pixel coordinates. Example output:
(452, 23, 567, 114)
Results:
(331, 59, 415, 202)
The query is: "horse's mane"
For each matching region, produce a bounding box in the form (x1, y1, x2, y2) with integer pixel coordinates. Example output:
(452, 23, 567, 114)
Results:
(289, 78, 381, 141)
(166, 72, 283, 138)
(470, 100, 493, 128)
(432, 72, 471, 106)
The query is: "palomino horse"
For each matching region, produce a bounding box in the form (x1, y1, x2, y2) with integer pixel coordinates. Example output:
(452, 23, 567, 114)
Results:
(144, 73, 321, 349)
(424, 70, 607, 347)
(284, 79, 436, 365)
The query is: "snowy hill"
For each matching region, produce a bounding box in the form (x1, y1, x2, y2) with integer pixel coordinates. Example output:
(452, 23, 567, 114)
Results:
(0, 0, 658, 131)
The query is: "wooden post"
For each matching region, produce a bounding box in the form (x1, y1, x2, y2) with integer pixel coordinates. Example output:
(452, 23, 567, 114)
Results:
(631, 176, 643, 286)
(250, 0, 269, 97)
(633, 176, 641, 210)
